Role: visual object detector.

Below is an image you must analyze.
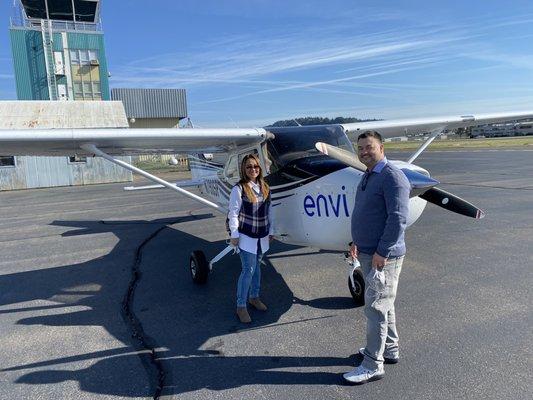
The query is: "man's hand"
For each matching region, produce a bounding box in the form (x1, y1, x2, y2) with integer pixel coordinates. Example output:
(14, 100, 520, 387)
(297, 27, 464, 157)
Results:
(372, 253, 387, 269)
(349, 243, 358, 260)
(230, 238, 239, 247)
(269, 235, 274, 242)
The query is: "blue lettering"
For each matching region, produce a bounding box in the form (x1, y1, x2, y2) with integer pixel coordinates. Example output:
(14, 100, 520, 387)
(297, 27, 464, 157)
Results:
(304, 188, 350, 218)
(342, 193, 350, 217)
(328, 194, 341, 217)
(303, 195, 316, 216)
(316, 195, 329, 217)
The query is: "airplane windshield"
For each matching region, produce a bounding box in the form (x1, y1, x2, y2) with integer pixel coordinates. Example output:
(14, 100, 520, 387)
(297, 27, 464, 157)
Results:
(264, 125, 354, 173)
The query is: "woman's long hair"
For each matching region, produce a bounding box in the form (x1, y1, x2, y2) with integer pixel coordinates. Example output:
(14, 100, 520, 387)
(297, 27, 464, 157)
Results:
(238, 153, 270, 202)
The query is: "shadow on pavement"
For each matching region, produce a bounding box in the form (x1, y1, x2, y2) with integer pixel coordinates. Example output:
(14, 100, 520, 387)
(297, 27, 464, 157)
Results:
(1, 216, 356, 397)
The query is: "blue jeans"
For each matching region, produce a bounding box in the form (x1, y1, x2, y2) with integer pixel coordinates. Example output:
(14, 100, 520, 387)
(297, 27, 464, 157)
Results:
(236, 249, 263, 307)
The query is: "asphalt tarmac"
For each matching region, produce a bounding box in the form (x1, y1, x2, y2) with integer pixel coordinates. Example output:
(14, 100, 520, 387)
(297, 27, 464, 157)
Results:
(0, 150, 532, 400)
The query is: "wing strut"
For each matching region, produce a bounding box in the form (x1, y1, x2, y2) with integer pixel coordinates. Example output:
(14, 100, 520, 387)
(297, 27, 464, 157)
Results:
(80, 144, 223, 213)
(406, 126, 445, 164)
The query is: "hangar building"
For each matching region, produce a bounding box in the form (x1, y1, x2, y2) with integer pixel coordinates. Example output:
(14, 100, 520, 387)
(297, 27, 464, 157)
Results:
(1, 0, 130, 190)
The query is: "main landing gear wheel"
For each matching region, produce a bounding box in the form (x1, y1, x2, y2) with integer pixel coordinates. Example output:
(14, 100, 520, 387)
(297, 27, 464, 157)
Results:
(348, 268, 365, 306)
(190, 250, 209, 284)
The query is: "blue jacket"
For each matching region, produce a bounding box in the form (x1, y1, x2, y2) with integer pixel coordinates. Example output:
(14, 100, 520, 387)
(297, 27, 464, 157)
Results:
(351, 158, 410, 258)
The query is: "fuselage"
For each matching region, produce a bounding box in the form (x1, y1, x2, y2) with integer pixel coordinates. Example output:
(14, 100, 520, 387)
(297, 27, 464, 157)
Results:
(193, 125, 428, 251)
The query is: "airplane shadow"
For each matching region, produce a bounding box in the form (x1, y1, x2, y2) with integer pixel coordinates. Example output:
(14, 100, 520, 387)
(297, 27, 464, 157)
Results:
(1, 215, 357, 397)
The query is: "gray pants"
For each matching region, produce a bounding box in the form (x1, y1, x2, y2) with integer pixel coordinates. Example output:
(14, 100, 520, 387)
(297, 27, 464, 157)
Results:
(358, 252, 404, 370)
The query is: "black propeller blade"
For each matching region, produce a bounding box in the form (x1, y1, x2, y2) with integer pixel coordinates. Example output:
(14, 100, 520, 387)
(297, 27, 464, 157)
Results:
(419, 187, 485, 219)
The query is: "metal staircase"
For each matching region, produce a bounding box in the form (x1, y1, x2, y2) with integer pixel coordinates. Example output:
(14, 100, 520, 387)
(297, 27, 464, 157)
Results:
(41, 19, 58, 100)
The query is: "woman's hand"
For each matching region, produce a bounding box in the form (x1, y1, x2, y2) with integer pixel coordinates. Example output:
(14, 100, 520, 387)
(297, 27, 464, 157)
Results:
(230, 238, 239, 247)
(269, 235, 274, 242)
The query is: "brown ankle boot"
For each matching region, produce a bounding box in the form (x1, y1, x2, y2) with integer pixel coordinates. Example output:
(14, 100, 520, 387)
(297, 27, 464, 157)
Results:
(249, 297, 267, 311)
(236, 307, 251, 323)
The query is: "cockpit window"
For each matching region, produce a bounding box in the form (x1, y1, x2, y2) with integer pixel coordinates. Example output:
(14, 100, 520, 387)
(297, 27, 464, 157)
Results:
(265, 125, 353, 173)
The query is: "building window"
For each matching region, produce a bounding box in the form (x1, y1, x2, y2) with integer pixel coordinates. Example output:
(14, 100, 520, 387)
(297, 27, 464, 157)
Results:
(0, 156, 16, 167)
(69, 155, 87, 163)
(70, 49, 102, 100)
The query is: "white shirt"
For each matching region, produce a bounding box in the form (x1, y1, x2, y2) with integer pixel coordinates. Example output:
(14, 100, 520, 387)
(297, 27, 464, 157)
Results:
(228, 181, 274, 255)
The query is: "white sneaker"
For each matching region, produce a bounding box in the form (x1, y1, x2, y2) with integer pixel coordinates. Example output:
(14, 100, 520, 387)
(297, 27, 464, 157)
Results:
(343, 364, 384, 384)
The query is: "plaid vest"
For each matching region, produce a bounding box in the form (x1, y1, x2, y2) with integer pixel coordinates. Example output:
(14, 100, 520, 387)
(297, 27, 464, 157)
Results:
(238, 183, 271, 239)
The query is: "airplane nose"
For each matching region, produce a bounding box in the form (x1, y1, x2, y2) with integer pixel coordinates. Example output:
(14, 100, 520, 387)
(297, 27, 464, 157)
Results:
(401, 168, 439, 196)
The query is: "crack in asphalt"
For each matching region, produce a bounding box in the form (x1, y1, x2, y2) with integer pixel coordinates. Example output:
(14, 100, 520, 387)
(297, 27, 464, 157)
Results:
(121, 224, 168, 399)
(119, 210, 205, 399)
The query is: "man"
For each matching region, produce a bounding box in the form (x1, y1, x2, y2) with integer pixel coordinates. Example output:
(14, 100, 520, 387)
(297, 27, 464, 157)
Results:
(343, 130, 410, 385)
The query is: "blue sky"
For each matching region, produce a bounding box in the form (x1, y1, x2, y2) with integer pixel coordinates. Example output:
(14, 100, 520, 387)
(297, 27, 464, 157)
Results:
(1, 0, 533, 127)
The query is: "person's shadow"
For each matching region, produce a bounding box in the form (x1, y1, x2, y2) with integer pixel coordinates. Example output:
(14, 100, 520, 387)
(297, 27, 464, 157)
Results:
(1, 215, 359, 397)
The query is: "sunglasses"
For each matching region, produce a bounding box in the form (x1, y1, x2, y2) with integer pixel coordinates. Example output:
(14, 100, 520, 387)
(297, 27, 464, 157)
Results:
(246, 165, 260, 170)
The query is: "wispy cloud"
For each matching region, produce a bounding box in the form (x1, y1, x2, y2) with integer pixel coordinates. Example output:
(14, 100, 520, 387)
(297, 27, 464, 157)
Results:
(113, 15, 513, 88)
(113, 23, 462, 85)
(107, 12, 533, 125)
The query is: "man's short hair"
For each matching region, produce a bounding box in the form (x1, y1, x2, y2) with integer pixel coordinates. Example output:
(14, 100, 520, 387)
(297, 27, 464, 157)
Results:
(357, 130, 383, 143)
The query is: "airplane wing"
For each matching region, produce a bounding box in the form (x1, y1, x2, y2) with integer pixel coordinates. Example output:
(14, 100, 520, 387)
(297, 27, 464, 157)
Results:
(0, 127, 267, 156)
(341, 110, 533, 138)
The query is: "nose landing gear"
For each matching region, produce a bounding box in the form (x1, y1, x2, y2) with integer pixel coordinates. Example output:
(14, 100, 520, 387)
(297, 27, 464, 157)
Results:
(348, 260, 365, 306)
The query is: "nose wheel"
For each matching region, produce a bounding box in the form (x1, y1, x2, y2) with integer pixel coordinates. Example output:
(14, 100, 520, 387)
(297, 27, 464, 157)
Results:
(190, 250, 209, 284)
(348, 268, 365, 306)
(189, 245, 237, 285)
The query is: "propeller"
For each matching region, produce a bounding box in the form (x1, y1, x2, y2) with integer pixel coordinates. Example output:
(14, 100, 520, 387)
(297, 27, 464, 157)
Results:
(315, 141, 367, 172)
(314, 142, 438, 193)
(315, 142, 485, 219)
(419, 187, 485, 219)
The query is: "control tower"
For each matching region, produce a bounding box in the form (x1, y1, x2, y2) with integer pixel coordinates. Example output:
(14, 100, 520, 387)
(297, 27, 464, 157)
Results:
(9, 0, 110, 101)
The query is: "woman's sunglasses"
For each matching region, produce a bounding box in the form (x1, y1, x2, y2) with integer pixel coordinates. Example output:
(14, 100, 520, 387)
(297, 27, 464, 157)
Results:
(246, 165, 260, 170)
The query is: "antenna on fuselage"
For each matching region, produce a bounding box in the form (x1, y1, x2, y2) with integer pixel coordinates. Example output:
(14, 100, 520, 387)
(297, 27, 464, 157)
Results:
(228, 116, 240, 128)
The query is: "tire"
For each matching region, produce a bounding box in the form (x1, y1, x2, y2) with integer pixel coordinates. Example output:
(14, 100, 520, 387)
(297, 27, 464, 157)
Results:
(348, 268, 365, 306)
(190, 250, 209, 284)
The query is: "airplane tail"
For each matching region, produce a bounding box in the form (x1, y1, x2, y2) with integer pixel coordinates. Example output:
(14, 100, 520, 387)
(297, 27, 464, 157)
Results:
(188, 154, 224, 180)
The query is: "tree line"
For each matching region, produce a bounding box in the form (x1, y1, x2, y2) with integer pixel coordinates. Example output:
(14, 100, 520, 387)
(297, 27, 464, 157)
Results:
(268, 116, 377, 127)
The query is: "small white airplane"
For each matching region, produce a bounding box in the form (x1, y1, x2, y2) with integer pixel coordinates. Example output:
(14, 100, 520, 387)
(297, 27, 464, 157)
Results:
(1, 110, 532, 304)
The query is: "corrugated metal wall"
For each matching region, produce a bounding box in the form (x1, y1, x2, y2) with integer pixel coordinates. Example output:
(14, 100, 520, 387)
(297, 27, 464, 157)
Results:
(0, 101, 132, 191)
(127, 118, 179, 128)
(10, 29, 49, 100)
(111, 88, 188, 119)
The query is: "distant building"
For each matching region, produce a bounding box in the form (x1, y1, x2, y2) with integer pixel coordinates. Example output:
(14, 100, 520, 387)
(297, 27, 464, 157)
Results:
(0, 101, 132, 191)
(111, 88, 190, 166)
(111, 88, 188, 128)
(1, 1, 132, 190)
(470, 121, 533, 138)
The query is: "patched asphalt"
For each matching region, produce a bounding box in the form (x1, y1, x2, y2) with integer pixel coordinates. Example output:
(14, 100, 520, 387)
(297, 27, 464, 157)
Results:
(0, 149, 532, 400)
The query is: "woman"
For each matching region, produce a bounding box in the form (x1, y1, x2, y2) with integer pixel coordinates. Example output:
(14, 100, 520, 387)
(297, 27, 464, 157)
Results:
(227, 154, 274, 323)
